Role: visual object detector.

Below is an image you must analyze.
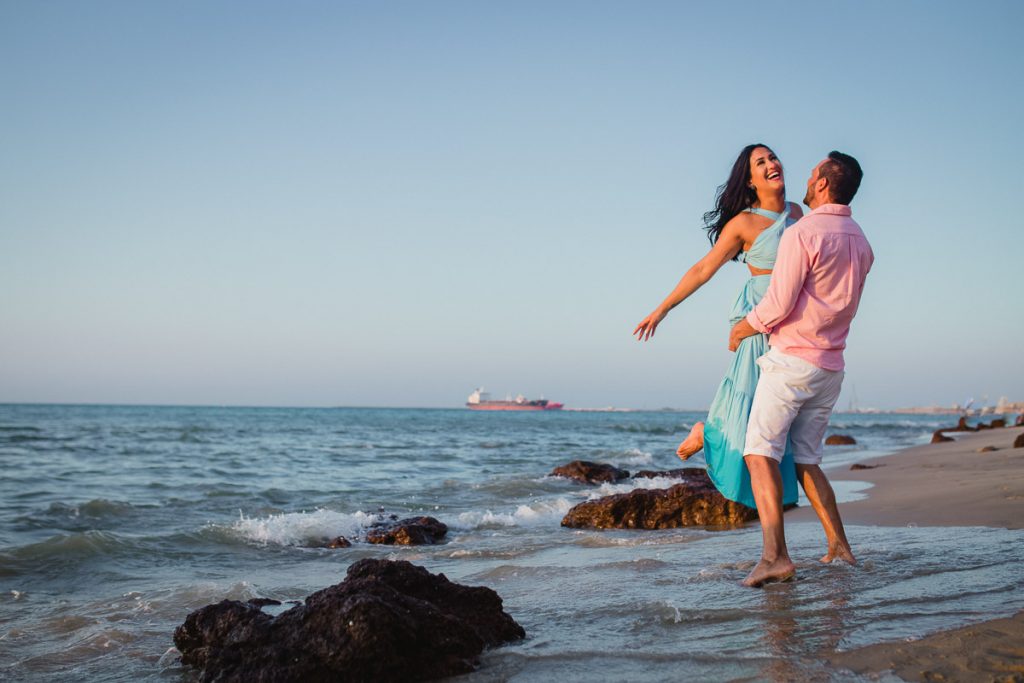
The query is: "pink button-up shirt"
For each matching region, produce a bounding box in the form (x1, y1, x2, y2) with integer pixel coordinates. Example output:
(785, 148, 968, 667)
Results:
(745, 204, 873, 371)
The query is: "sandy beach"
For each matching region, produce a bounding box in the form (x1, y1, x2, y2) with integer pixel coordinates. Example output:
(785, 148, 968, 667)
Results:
(797, 425, 1024, 530)
(813, 425, 1024, 682)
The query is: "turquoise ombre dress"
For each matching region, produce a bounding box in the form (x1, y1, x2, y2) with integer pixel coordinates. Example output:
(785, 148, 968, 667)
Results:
(701, 205, 799, 509)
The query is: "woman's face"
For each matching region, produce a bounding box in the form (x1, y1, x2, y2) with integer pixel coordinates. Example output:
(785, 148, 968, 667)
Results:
(748, 146, 784, 195)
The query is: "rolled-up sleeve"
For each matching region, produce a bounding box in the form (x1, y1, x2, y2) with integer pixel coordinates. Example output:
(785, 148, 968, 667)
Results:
(746, 229, 810, 334)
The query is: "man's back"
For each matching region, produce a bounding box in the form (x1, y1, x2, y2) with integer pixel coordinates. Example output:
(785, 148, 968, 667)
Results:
(747, 204, 873, 371)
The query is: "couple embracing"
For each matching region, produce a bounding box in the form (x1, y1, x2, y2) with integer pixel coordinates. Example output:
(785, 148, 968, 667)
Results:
(634, 145, 873, 587)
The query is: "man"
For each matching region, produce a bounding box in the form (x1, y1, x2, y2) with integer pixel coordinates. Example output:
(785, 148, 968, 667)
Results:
(728, 151, 873, 587)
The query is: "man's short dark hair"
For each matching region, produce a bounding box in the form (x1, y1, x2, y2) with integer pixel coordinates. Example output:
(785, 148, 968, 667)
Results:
(820, 151, 863, 205)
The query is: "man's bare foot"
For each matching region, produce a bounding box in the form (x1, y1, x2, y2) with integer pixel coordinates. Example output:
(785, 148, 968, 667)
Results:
(741, 558, 797, 588)
(820, 545, 857, 565)
(676, 421, 705, 461)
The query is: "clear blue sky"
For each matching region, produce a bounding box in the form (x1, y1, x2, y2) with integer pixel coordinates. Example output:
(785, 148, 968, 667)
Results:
(2, 1, 1021, 409)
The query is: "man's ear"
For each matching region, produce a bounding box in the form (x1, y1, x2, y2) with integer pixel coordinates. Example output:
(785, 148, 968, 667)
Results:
(816, 175, 829, 196)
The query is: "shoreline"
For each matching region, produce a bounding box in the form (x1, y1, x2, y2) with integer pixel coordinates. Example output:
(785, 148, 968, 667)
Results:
(792, 425, 1024, 529)
(809, 425, 1024, 681)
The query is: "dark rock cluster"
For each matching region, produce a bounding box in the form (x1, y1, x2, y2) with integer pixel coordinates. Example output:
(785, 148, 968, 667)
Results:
(310, 515, 448, 549)
(174, 558, 525, 682)
(365, 516, 448, 545)
(931, 415, 1017, 444)
(825, 434, 857, 445)
(550, 460, 630, 484)
(560, 468, 758, 530)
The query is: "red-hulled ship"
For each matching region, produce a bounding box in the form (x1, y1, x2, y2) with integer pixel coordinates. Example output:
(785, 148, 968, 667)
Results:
(466, 388, 563, 411)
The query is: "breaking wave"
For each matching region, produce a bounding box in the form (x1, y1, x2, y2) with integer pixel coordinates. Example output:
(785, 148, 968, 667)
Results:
(455, 498, 574, 529)
(224, 509, 380, 547)
(612, 448, 655, 466)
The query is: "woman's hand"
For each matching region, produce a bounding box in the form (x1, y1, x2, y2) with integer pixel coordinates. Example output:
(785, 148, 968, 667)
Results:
(632, 220, 744, 344)
(633, 308, 667, 341)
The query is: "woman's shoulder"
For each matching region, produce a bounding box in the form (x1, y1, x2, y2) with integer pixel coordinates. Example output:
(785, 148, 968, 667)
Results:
(722, 210, 762, 240)
(723, 209, 759, 228)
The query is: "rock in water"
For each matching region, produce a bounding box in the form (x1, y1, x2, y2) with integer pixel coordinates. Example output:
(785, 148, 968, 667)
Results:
(561, 475, 758, 530)
(174, 559, 525, 682)
(825, 434, 857, 445)
(550, 460, 630, 484)
(365, 516, 448, 545)
(951, 417, 975, 432)
(931, 430, 954, 444)
(990, 419, 1007, 429)
(325, 536, 351, 548)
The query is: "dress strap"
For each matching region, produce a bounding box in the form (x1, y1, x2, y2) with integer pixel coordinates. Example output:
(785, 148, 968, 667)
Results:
(744, 207, 783, 219)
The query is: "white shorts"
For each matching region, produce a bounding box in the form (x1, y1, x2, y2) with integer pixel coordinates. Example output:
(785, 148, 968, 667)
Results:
(744, 348, 844, 465)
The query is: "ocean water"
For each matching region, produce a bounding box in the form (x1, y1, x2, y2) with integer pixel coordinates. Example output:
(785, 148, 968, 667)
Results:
(0, 404, 1021, 682)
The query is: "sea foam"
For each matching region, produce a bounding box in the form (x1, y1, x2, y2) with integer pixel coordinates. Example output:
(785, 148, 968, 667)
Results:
(455, 498, 573, 529)
(616, 448, 654, 466)
(228, 509, 378, 546)
(589, 475, 681, 498)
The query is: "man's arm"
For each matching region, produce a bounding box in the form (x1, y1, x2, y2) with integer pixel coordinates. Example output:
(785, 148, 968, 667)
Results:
(745, 228, 811, 335)
(728, 317, 757, 351)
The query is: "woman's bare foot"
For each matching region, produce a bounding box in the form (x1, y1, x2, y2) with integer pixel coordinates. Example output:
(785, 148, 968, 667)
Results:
(676, 421, 705, 461)
(741, 557, 797, 588)
(820, 545, 857, 565)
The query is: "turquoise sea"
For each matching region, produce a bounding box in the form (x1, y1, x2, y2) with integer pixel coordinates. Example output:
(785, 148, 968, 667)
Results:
(1, 404, 1021, 681)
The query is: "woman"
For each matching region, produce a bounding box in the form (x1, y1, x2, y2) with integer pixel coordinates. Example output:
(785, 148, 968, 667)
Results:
(633, 144, 799, 509)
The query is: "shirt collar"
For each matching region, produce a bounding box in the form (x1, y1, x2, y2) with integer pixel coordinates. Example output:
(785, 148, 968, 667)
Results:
(810, 203, 852, 216)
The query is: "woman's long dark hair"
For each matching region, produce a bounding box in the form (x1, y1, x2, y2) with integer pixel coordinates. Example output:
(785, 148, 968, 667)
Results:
(702, 143, 775, 251)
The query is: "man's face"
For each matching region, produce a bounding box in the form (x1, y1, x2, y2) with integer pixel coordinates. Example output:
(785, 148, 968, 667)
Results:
(803, 161, 826, 207)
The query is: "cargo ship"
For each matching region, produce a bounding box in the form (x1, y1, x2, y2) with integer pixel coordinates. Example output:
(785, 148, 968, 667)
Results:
(466, 388, 563, 411)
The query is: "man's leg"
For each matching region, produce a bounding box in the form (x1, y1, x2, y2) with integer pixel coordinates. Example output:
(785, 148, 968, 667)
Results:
(742, 349, 805, 587)
(794, 464, 855, 564)
(742, 454, 796, 587)
(788, 370, 853, 564)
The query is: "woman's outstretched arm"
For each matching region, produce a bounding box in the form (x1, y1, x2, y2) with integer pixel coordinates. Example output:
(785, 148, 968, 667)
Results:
(633, 218, 747, 341)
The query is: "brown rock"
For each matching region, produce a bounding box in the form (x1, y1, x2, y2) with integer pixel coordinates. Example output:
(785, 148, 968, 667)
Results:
(951, 416, 975, 432)
(850, 463, 884, 470)
(976, 446, 999, 453)
(550, 460, 630, 484)
(976, 422, 990, 430)
(561, 475, 758, 530)
(931, 429, 954, 444)
(989, 419, 1006, 429)
(366, 516, 448, 545)
(174, 559, 525, 682)
(825, 434, 857, 445)
(326, 536, 351, 548)
(1014, 433, 1024, 448)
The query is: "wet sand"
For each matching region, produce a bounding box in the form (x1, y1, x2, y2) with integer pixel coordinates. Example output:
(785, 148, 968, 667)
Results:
(827, 610, 1024, 682)
(810, 425, 1024, 681)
